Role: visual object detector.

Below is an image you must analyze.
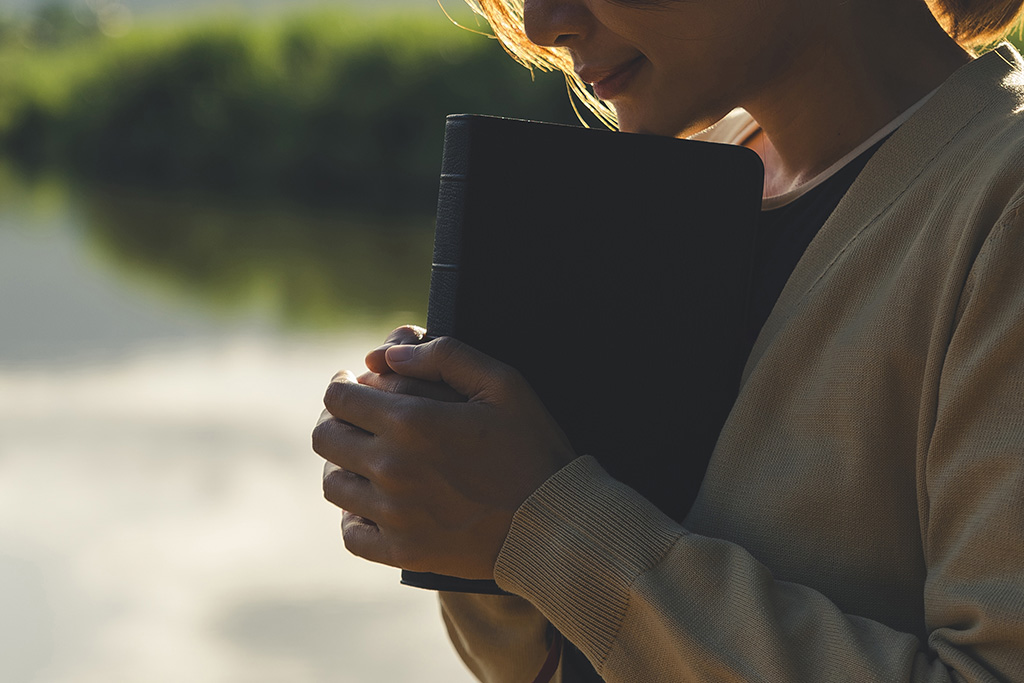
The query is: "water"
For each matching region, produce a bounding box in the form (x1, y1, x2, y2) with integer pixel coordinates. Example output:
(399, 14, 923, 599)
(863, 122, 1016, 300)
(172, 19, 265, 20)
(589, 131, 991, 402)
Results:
(0, 170, 475, 682)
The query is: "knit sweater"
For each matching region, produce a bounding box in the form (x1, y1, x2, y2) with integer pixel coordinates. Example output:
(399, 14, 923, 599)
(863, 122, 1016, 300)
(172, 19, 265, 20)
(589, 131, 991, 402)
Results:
(440, 44, 1024, 682)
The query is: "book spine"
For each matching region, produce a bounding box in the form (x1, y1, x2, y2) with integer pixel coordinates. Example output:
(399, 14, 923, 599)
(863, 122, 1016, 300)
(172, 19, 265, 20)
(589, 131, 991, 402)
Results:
(426, 116, 470, 338)
(403, 116, 510, 596)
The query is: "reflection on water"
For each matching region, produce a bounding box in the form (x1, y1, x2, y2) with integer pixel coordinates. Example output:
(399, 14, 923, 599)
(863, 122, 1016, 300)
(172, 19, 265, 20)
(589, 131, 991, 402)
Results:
(0, 164, 434, 360)
(0, 166, 473, 682)
(81, 187, 436, 330)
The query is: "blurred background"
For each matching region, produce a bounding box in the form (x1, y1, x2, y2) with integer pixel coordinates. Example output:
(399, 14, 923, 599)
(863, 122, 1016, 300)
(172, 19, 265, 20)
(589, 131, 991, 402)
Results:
(0, 1, 578, 681)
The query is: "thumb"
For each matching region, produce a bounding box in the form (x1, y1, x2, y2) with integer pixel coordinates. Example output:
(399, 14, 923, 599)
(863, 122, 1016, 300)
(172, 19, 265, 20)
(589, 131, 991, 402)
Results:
(384, 337, 509, 400)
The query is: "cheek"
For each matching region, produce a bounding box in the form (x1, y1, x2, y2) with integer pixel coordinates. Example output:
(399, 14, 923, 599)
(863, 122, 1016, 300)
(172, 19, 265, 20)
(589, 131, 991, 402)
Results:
(605, 0, 766, 42)
(627, 0, 820, 62)
(649, 6, 821, 106)
(599, 0, 823, 134)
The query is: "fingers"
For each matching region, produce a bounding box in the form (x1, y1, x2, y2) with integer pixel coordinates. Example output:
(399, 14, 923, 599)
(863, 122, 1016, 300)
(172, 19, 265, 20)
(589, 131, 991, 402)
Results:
(358, 370, 467, 403)
(341, 511, 397, 568)
(323, 370, 398, 436)
(365, 325, 427, 374)
(384, 336, 517, 401)
(322, 461, 379, 521)
(323, 466, 400, 568)
(323, 466, 409, 570)
(312, 412, 373, 473)
(313, 379, 385, 477)
(316, 371, 449, 474)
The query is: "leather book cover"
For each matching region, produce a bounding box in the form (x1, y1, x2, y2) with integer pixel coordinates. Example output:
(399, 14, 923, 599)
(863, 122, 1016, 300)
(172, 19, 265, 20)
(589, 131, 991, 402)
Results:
(401, 114, 764, 597)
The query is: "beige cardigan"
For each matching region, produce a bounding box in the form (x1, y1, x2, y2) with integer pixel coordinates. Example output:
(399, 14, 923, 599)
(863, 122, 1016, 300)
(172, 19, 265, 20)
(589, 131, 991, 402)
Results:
(441, 44, 1024, 682)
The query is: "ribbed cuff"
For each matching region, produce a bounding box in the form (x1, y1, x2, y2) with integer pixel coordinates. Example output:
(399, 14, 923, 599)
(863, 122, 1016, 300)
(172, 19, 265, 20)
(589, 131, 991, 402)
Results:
(494, 455, 684, 669)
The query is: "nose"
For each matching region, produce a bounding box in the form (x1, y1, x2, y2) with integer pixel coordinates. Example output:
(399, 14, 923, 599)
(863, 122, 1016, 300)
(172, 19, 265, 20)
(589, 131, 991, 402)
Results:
(523, 0, 589, 48)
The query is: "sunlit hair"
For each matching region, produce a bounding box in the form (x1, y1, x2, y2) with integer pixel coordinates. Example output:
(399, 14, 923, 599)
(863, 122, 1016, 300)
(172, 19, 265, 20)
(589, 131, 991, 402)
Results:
(927, 0, 1024, 47)
(453, 0, 1024, 130)
(453, 0, 618, 128)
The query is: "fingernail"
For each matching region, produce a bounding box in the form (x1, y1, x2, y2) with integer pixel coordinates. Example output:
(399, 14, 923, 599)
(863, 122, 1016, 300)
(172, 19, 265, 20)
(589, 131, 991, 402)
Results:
(386, 345, 415, 362)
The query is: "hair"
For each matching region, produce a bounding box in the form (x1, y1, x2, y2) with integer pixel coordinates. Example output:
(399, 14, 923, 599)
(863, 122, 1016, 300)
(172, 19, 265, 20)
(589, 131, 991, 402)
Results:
(458, 0, 617, 127)
(928, 0, 1024, 46)
(458, 0, 1024, 128)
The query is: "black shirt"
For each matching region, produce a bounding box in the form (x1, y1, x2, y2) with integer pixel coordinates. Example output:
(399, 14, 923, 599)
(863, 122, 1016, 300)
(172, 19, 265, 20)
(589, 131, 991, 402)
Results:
(744, 136, 890, 355)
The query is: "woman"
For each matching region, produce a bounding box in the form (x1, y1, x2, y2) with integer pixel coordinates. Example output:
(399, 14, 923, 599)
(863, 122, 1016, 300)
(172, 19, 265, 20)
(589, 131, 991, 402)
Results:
(313, 0, 1024, 680)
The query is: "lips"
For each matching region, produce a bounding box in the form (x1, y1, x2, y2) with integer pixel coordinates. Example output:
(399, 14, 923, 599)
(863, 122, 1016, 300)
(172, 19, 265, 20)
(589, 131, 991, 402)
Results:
(575, 55, 646, 100)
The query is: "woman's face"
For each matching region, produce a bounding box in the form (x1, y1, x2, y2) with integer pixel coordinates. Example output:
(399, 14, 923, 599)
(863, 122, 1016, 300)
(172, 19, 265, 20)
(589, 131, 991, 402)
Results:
(523, 0, 829, 136)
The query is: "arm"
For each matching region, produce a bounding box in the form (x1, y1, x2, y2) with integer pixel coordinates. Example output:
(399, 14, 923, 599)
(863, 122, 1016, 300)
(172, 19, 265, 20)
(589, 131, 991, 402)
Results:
(440, 592, 557, 683)
(497, 458, 932, 681)
(493, 203, 1024, 682)
(313, 204, 1024, 682)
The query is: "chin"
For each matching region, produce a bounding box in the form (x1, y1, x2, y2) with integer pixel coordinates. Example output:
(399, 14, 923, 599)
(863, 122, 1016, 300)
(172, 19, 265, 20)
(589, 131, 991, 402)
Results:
(618, 120, 690, 139)
(618, 105, 730, 140)
(613, 105, 695, 138)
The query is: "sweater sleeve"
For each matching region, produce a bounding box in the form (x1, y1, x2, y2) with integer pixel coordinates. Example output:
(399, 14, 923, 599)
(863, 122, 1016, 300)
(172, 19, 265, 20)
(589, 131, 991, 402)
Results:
(490, 203, 1024, 682)
(495, 454, 1024, 682)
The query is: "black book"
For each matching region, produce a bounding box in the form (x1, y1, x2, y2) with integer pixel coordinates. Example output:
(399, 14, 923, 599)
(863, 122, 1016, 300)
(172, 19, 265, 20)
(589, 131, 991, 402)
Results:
(401, 114, 764, 598)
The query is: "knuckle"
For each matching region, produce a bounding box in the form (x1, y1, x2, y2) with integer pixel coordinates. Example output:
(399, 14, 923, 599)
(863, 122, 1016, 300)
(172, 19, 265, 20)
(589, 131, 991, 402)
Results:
(390, 377, 418, 395)
(365, 447, 420, 493)
(321, 466, 354, 505)
(341, 517, 382, 563)
(312, 416, 361, 459)
(386, 325, 425, 345)
(322, 460, 340, 479)
(494, 362, 524, 389)
(321, 464, 342, 496)
(386, 400, 434, 443)
(373, 496, 404, 528)
(367, 453, 400, 484)
(388, 543, 420, 572)
(387, 401, 417, 428)
(357, 371, 391, 393)
(322, 478, 340, 505)
(323, 380, 351, 413)
(431, 335, 461, 361)
(358, 370, 393, 393)
(311, 420, 332, 456)
(341, 527, 366, 556)
(369, 373, 406, 394)
(330, 368, 354, 383)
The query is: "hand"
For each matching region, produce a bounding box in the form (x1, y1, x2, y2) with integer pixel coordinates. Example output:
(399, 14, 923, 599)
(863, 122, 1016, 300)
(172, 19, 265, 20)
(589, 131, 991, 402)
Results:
(358, 325, 465, 403)
(313, 335, 577, 580)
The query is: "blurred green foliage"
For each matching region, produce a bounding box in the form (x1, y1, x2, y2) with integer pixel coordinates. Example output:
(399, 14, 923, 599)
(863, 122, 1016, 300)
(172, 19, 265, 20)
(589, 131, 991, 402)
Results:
(0, 6, 579, 214)
(0, 1, 102, 48)
(5, 4, 1020, 217)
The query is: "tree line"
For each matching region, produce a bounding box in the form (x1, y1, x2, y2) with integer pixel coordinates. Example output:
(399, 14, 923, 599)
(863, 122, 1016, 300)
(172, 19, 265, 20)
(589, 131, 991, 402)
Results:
(0, 6, 580, 214)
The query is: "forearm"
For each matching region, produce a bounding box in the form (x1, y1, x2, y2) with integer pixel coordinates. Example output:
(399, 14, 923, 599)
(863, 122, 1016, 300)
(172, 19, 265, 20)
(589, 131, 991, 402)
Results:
(440, 591, 556, 683)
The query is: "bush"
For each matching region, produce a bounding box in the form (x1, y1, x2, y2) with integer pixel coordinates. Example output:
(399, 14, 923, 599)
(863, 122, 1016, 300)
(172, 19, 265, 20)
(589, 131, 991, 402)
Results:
(0, 9, 581, 214)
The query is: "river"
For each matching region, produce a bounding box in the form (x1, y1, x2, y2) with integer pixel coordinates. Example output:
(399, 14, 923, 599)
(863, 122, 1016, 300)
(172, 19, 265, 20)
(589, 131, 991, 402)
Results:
(0, 167, 475, 682)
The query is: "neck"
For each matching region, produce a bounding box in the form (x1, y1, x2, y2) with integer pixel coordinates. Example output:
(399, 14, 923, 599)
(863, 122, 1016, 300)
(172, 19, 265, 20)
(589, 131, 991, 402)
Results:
(741, 0, 973, 195)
